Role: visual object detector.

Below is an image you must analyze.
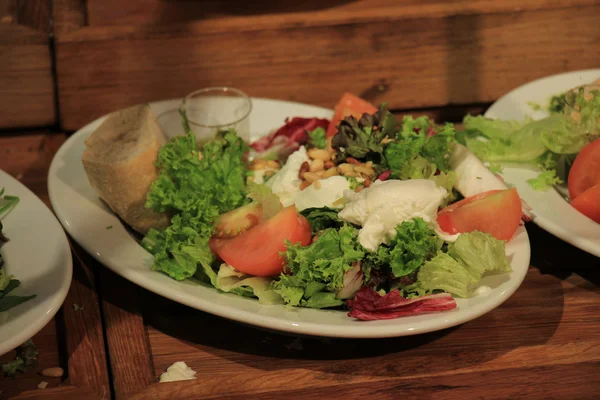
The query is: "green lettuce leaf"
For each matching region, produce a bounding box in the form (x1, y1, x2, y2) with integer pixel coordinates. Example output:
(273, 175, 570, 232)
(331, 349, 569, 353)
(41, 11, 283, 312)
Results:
(142, 113, 248, 282)
(247, 182, 281, 220)
(271, 225, 364, 308)
(405, 231, 511, 298)
(308, 127, 327, 149)
(299, 207, 344, 234)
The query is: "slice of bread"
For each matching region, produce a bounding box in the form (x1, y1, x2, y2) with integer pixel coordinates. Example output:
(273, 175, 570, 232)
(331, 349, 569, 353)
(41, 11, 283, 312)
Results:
(82, 104, 171, 234)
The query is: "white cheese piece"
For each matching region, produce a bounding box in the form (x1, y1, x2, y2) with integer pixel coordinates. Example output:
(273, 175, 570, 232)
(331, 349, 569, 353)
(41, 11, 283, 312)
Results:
(474, 285, 492, 296)
(449, 143, 507, 198)
(265, 147, 309, 206)
(339, 179, 447, 252)
(159, 361, 197, 383)
(294, 176, 350, 212)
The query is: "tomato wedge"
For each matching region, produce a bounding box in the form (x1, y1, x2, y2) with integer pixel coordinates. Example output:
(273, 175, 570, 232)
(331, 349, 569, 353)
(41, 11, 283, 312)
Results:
(437, 188, 522, 241)
(211, 206, 312, 277)
(326, 93, 378, 137)
(571, 183, 600, 224)
(568, 138, 600, 200)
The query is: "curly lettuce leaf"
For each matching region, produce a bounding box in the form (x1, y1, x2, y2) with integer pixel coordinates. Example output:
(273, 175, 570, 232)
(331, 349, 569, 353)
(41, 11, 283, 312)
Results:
(271, 225, 364, 308)
(299, 207, 344, 234)
(142, 114, 249, 282)
(247, 182, 281, 220)
(405, 231, 511, 298)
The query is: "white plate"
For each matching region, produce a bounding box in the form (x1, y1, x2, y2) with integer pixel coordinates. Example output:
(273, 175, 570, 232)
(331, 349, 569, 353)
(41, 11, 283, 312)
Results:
(0, 170, 72, 356)
(48, 98, 530, 338)
(485, 69, 600, 258)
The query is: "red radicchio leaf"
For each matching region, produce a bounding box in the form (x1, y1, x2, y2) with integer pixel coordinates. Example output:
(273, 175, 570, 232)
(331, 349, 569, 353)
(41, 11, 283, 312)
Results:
(250, 117, 330, 152)
(377, 171, 392, 181)
(426, 126, 438, 137)
(347, 287, 456, 321)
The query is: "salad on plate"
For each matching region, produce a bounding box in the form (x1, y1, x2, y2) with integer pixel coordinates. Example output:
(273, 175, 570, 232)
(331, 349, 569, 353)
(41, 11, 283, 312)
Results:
(461, 78, 600, 224)
(82, 93, 530, 321)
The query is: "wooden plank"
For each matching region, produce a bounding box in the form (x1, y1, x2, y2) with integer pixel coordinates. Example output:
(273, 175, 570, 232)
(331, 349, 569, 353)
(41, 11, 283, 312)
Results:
(10, 386, 103, 400)
(0, 132, 111, 399)
(0, 1, 54, 129)
(62, 243, 111, 399)
(55, 4, 600, 130)
(99, 267, 154, 399)
(52, 0, 86, 36)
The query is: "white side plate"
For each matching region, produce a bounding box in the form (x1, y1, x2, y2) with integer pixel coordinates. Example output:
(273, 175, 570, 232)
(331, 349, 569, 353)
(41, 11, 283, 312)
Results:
(48, 98, 530, 338)
(0, 170, 72, 356)
(485, 69, 600, 258)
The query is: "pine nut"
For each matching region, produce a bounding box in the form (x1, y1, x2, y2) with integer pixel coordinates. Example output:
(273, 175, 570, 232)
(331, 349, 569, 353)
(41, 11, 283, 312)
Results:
(309, 159, 324, 172)
(354, 166, 375, 176)
(307, 148, 332, 161)
(344, 171, 359, 178)
(41, 367, 64, 378)
(303, 172, 321, 183)
(337, 163, 354, 175)
(346, 157, 361, 165)
(380, 136, 394, 145)
(300, 180, 311, 190)
(364, 178, 372, 187)
(324, 160, 335, 169)
(250, 159, 267, 170)
(264, 170, 275, 177)
(322, 168, 338, 178)
(298, 161, 310, 179)
(266, 160, 280, 169)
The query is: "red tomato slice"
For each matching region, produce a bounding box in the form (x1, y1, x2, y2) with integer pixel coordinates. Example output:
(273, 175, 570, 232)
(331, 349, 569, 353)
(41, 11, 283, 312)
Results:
(212, 206, 312, 277)
(568, 138, 600, 200)
(437, 188, 522, 241)
(326, 93, 378, 137)
(571, 183, 600, 224)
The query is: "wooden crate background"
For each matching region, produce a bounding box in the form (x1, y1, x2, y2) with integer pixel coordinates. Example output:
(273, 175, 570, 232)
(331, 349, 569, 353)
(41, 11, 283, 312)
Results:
(52, 0, 600, 131)
(0, 0, 55, 129)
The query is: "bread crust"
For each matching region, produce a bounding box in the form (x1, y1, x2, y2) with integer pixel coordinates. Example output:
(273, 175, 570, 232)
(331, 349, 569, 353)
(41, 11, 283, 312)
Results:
(82, 104, 170, 234)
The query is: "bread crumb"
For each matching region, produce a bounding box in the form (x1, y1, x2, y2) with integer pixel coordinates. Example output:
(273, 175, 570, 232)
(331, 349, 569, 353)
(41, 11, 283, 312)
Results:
(37, 381, 48, 389)
(159, 361, 197, 383)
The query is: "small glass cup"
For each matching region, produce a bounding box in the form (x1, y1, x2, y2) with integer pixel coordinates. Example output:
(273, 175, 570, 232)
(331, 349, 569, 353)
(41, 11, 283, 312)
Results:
(182, 87, 252, 146)
(155, 108, 187, 141)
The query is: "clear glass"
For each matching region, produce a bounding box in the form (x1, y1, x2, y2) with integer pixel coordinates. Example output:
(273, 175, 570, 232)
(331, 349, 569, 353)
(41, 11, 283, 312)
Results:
(182, 86, 252, 146)
(155, 108, 187, 141)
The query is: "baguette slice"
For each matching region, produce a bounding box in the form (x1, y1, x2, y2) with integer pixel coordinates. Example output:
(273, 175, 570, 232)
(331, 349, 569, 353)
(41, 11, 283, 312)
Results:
(82, 104, 171, 234)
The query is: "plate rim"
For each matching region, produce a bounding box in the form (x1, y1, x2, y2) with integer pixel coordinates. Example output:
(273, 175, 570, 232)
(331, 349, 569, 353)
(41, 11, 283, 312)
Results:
(0, 169, 73, 356)
(47, 97, 531, 338)
(484, 68, 600, 258)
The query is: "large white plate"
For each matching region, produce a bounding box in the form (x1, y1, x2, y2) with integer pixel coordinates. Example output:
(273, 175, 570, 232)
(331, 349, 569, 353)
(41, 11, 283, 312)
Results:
(485, 69, 600, 258)
(48, 98, 530, 338)
(0, 170, 72, 356)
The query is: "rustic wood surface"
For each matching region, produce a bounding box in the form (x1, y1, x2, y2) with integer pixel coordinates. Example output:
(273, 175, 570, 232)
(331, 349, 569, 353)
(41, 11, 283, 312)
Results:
(0, 1, 55, 129)
(0, 132, 110, 400)
(53, 0, 600, 130)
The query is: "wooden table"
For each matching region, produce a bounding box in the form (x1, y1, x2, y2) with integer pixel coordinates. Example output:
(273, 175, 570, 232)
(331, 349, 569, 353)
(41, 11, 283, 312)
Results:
(1, 129, 600, 400)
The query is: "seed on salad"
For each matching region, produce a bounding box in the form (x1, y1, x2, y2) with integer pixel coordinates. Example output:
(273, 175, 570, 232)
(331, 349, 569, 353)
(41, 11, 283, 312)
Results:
(355, 185, 364, 193)
(41, 367, 64, 378)
(303, 171, 321, 183)
(365, 161, 373, 168)
(380, 136, 394, 145)
(266, 160, 280, 169)
(337, 163, 354, 175)
(310, 159, 324, 172)
(344, 171, 359, 178)
(570, 110, 581, 123)
(307, 148, 331, 161)
(300, 180, 311, 190)
(354, 166, 375, 176)
(264, 170, 276, 177)
(298, 161, 310, 178)
(324, 160, 334, 169)
(364, 178, 372, 187)
(346, 157, 360, 165)
(250, 159, 267, 170)
(322, 167, 338, 178)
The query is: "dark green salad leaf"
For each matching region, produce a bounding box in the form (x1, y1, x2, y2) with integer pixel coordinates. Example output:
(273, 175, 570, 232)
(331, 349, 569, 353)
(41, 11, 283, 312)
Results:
(142, 111, 248, 282)
(299, 207, 344, 234)
(272, 225, 364, 308)
(331, 103, 397, 166)
(2, 339, 38, 377)
(0, 189, 36, 312)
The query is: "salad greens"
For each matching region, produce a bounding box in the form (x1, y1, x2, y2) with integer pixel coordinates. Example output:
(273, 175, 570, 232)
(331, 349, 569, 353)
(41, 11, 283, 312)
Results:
(2, 339, 38, 377)
(140, 102, 517, 320)
(142, 110, 249, 282)
(0, 189, 36, 313)
(461, 84, 600, 190)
